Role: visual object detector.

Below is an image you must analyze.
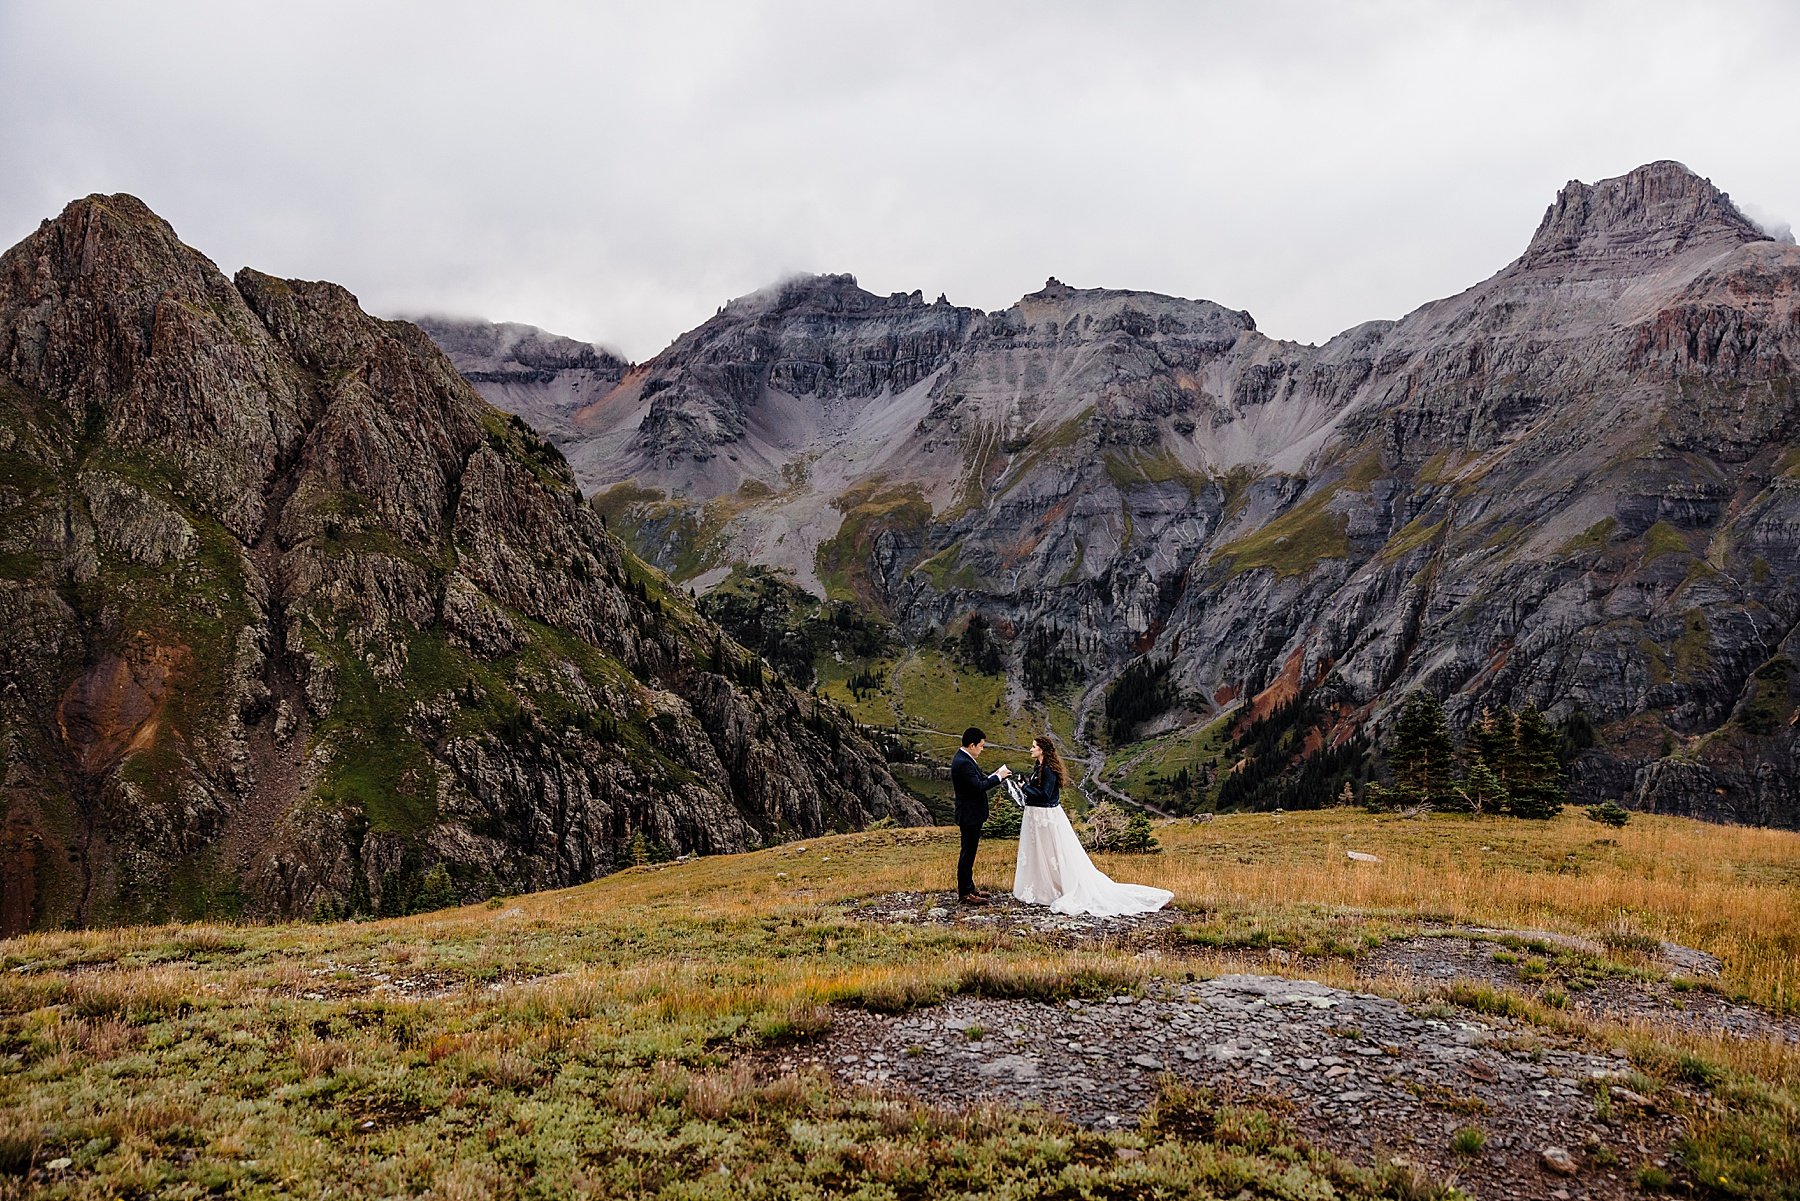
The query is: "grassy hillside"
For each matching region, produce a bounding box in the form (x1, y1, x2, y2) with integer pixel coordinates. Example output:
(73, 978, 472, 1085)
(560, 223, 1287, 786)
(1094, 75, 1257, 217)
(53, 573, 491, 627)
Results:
(3, 811, 1797, 1198)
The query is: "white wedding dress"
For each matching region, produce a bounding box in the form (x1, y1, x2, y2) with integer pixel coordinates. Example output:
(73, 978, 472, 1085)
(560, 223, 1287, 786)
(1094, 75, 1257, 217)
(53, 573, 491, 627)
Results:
(1008, 779, 1174, 917)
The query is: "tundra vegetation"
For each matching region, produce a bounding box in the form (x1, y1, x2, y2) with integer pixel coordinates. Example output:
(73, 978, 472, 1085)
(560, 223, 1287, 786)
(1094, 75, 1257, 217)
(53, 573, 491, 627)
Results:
(4, 810, 1797, 1199)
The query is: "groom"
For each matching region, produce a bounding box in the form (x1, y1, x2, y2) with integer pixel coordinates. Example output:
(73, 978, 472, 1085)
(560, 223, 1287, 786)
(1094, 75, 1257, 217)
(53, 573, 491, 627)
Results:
(950, 727, 1010, 905)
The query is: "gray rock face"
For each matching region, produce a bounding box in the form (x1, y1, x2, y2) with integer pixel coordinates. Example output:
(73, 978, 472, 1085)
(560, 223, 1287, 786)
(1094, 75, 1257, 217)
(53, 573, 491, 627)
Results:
(578, 273, 981, 503)
(407, 315, 628, 437)
(0, 195, 924, 934)
(546, 162, 1800, 828)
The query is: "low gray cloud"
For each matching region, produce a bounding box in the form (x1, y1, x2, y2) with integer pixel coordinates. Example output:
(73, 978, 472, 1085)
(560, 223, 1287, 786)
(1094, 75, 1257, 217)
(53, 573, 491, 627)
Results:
(4, 0, 1796, 360)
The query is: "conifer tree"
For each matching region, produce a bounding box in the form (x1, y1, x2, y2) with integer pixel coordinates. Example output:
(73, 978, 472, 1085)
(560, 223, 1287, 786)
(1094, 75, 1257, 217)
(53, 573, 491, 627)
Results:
(1458, 707, 1515, 813)
(1388, 690, 1456, 808)
(1458, 758, 1509, 814)
(415, 864, 458, 912)
(1506, 704, 1567, 818)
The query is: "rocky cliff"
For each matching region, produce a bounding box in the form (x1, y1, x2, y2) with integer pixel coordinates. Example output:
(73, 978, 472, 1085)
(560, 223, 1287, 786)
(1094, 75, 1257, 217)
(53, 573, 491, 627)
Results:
(0, 195, 923, 935)
(556, 162, 1800, 828)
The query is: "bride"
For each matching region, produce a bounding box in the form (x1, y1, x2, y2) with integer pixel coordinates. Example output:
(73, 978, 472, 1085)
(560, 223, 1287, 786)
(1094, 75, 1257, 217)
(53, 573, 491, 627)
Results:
(1010, 735, 1174, 917)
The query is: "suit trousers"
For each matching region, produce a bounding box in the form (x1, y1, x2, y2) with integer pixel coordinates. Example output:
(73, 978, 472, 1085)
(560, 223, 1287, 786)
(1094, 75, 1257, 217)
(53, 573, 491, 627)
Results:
(957, 821, 982, 896)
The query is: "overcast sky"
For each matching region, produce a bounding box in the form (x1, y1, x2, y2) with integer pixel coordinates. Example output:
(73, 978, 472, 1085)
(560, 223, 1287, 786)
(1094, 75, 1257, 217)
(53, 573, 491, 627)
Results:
(4, 1, 1797, 361)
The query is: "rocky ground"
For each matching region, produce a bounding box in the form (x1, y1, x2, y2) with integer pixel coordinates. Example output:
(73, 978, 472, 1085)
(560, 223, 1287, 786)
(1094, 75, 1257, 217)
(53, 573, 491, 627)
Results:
(765, 892, 1800, 1199)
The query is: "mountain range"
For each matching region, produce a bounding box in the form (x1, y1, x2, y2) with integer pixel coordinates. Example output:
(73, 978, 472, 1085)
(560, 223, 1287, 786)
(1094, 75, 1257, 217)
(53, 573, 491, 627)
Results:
(0, 196, 920, 934)
(429, 161, 1800, 829)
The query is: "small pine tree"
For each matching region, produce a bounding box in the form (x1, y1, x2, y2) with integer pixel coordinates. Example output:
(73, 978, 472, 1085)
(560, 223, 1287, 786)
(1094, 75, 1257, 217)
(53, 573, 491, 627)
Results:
(1586, 801, 1631, 827)
(628, 831, 651, 867)
(415, 864, 458, 912)
(1464, 707, 1519, 794)
(1452, 707, 1507, 813)
(982, 799, 1022, 840)
(1116, 812, 1161, 854)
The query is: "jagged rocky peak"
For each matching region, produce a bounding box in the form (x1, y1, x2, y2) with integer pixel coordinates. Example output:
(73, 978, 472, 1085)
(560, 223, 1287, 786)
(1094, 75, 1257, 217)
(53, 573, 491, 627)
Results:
(410, 315, 629, 378)
(8, 192, 203, 300)
(719, 272, 954, 320)
(988, 276, 1257, 348)
(0, 194, 309, 541)
(616, 273, 980, 470)
(1519, 159, 1771, 270)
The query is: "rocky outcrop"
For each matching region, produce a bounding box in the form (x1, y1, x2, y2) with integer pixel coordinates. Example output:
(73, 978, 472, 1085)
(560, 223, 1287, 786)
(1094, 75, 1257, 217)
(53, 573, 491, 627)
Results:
(0, 195, 923, 934)
(408, 315, 628, 437)
(550, 163, 1800, 828)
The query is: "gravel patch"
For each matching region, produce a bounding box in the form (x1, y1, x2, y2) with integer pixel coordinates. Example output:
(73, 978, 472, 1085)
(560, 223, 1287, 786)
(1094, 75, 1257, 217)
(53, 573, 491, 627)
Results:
(818, 892, 1770, 1197)
(1367, 934, 1800, 1046)
(773, 973, 1697, 1199)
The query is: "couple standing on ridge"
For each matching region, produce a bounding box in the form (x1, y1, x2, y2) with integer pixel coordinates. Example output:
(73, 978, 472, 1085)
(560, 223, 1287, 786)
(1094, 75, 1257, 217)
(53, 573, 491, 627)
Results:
(950, 727, 1173, 917)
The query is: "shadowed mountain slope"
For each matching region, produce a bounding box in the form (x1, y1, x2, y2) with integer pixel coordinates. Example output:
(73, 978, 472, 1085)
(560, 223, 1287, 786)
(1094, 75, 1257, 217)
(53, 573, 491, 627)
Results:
(0, 196, 922, 933)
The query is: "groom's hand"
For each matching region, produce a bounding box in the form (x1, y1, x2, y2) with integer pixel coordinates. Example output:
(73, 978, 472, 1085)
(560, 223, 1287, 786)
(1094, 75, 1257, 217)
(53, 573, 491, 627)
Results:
(996, 765, 1012, 779)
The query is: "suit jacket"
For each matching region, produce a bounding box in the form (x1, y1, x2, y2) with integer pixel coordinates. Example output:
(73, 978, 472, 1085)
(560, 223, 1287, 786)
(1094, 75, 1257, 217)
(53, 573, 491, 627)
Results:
(950, 748, 1001, 828)
(1021, 764, 1061, 807)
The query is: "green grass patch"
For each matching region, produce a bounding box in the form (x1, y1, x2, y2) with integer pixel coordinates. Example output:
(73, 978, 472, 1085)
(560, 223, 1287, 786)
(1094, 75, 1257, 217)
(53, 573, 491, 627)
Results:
(996, 407, 1095, 498)
(1211, 486, 1350, 577)
(1103, 448, 1210, 494)
(913, 542, 978, 591)
(1673, 608, 1711, 683)
(1560, 516, 1618, 557)
(890, 648, 1038, 757)
(1738, 657, 1795, 735)
(815, 481, 933, 606)
(1479, 522, 1523, 551)
(1111, 712, 1236, 812)
(1377, 515, 1447, 563)
(1643, 520, 1693, 566)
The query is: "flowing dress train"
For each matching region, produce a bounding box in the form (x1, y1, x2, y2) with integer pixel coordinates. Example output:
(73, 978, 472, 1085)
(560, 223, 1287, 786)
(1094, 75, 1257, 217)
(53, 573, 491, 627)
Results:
(1011, 784, 1173, 917)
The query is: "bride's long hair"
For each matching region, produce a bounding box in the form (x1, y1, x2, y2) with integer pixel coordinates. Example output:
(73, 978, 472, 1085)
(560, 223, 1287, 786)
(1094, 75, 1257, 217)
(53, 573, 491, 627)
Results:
(1034, 735, 1067, 786)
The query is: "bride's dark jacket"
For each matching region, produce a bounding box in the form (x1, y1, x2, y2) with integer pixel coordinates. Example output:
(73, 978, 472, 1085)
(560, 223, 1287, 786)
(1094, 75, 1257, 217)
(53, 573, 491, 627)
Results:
(1022, 764, 1061, 807)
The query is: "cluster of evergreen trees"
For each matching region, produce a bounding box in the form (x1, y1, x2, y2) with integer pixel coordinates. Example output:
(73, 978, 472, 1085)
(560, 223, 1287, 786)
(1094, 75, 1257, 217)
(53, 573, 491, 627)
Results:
(846, 666, 884, 701)
(1105, 657, 1180, 743)
(1214, 692, 1372, 813)
(710, 630, 768, 690)
(957, 612, 1005, 675)
(1021, 623, 1079, 698)
(698, 569, 894, 687)
(1153, 763, 1216, 814)
(1370, 692, 1566, 818)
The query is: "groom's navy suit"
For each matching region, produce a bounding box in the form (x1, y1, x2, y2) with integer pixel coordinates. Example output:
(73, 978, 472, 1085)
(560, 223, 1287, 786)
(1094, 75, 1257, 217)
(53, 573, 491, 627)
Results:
(951, 747, 1002, 897)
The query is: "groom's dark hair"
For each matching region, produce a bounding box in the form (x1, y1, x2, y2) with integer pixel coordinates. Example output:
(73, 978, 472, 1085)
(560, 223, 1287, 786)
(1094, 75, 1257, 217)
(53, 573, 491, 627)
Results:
(961, 727, 985, 748)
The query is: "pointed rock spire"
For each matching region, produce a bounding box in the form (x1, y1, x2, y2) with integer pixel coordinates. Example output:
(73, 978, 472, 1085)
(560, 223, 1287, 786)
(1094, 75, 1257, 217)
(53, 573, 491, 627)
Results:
(1519, 160, 1768, 270)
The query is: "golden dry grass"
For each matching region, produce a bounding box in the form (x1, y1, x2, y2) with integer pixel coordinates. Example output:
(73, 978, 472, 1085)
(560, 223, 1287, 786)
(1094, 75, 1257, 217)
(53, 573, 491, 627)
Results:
(2, 807, 1795, 1199)
(478, 809, 1799, 1014)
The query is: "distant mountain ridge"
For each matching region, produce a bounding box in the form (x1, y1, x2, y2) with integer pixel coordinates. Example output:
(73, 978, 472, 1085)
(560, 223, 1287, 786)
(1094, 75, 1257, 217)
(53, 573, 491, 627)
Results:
(432, 161, 1800, 828)
(406, 315, 629, 437)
